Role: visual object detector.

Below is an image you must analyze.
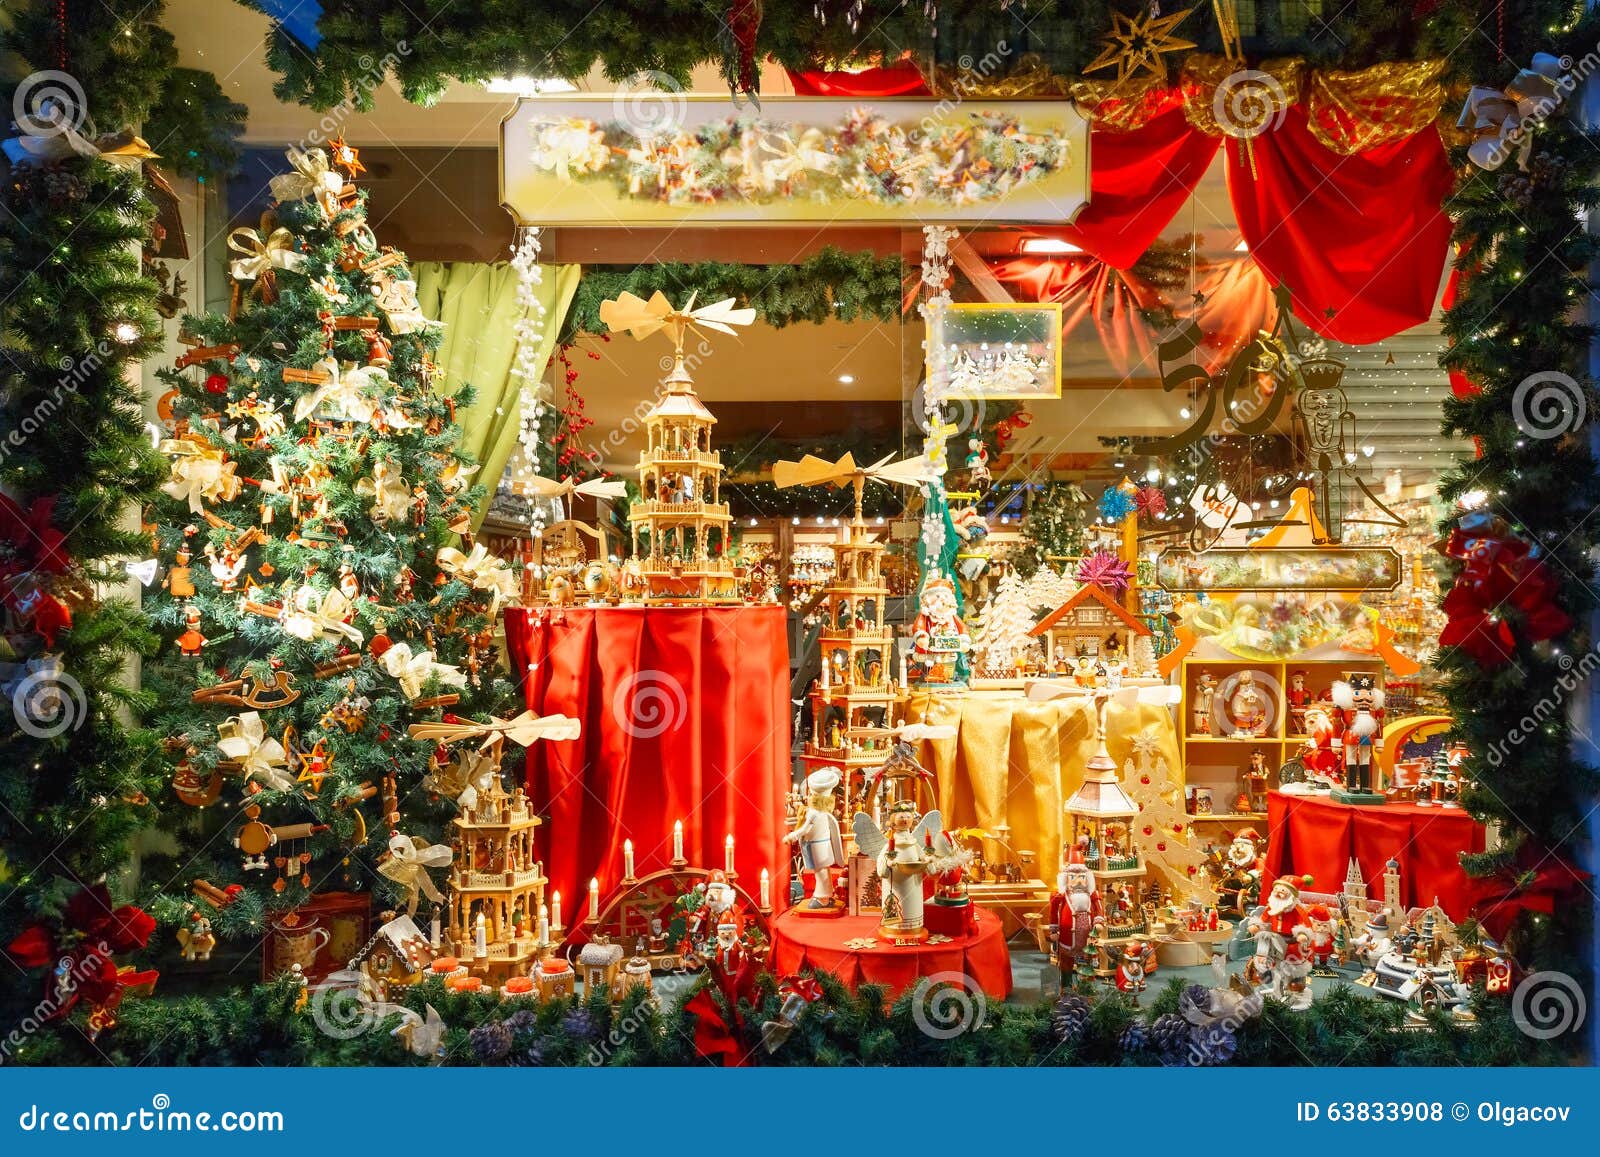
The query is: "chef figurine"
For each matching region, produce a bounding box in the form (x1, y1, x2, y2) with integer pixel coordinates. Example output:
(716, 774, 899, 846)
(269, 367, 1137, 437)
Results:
(1331, 674, 1386, 796)
(783, 767, 846, 915)
(853, 800, 941, 943)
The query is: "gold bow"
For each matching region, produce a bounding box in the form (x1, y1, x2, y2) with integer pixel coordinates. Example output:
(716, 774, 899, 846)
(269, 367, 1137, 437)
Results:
(758, 128, 838, 191)
(355, 459, 411, 523)
(160, 437, 240, 514)
(227, 227, 304, 283)
(379, 833, 452, 915)
(216, 711, 293, 792)
(380, 642, 467, 701)
(269, 146, 344, 214)
(436, 543, 520, 616)
(1458, 54, 1570, 171)
(281, 585, 365, 645)
(531, 117, 611, 181)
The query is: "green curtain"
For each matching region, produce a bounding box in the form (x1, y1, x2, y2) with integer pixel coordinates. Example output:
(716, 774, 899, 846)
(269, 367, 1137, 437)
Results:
(413, 261, 581, 528)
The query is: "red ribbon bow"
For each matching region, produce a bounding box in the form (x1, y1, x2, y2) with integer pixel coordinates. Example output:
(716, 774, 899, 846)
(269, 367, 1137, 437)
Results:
(1437, 514, 1570, 668)
(1134, 486, 1168, 519)
(5, 884, 157, 1021)
(684, 985, 748, 1067)
(779, 974, 824, 1003)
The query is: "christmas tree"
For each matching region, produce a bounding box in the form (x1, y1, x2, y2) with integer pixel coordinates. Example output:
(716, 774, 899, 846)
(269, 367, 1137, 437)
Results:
(972, 568, 1039, 676)
(1124, 728, 1216, 907)
(140, 143, 518, 940)
(1023, 564, 1072, 617)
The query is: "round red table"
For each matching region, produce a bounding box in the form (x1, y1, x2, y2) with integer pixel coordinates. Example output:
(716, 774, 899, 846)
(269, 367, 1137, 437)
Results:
(769, 906, 1013, 1000)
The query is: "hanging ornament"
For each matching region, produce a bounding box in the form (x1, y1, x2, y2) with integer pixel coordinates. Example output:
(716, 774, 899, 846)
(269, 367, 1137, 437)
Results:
(378, 833, 453, 916)
(1133, 486, 1168, 519)
(215, 711, 293, 792)
(354, 458, 411, 523)
(1076, 549, 1133, 596)
(368, 270, 431, 334)
(204, 372, 230, 395)
(1082, 6, 1197, 81)
(1098, 486, 1137, 522)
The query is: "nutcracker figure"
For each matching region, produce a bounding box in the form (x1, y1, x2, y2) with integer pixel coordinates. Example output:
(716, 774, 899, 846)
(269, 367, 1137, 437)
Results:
(1331, 674, 1385, 798)
(1047, 851, 1102, 986)
(782, 767, 845, 914)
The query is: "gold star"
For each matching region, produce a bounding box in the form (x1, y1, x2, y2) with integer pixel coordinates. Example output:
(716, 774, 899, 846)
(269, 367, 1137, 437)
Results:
(1084, 7, 1198, 82)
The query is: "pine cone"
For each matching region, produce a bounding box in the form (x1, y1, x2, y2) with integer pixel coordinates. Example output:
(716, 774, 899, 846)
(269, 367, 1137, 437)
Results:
(469, 1020, 513, 1062)
(1190, 1022, 1238, 1066)
(561, 1007, 599, 1042)
(1050, 993, 1092, 1043)
(1119, 1020, 1151, 1055)
(1148, 1012, 1192, 1063)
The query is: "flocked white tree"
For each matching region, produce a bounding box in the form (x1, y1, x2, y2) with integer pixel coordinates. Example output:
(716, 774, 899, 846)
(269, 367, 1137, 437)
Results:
(1125, 728, 1217, 905)
(1023, 564, 1070, 617)
(973, 568, 1040, 676)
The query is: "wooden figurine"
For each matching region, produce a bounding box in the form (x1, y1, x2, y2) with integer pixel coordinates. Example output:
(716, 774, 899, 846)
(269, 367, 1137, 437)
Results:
(783, 767, 846, 915)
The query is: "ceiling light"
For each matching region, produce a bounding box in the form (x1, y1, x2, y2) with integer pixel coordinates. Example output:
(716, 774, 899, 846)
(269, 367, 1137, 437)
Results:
(1019, 237, 1083, 255)
(485, 76, 578, 95)
(838, 374, 854, 384)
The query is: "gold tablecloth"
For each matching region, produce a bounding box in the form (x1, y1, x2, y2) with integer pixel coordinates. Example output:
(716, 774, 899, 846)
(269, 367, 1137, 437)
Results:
(904, 689, 1183, 881)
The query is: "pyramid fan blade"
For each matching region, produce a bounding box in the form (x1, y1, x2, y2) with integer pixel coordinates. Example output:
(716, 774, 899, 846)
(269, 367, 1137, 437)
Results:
(692, 298, 757, 329)
(518, 475, 570, 498)
(694, 320, 738, 336)
(574, 477, 630, 500)
(870, 454, 939, 488)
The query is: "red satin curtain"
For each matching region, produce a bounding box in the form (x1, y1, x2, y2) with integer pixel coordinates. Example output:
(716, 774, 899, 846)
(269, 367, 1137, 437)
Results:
(988, 255, 1166, 374)
(785, 64, 930, 96)
(503, 606, 791, 912)
(1227, 107, 1454, 345)
(1068, 105, 1222, 270)
(1264, 792, 1486, 919)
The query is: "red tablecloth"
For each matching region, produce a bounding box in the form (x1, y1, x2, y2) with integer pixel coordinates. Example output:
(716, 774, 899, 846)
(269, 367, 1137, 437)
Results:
(1264, 792, 1486, 920)
(770, 907, 1013, 1000)
(504, 606, 791, 911)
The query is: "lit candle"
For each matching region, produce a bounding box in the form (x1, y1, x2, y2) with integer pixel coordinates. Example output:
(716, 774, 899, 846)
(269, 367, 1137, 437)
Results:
(537, 904, 550, 947)
(724, 834, 735, 874)
(551, 891, 562, 930)
(759, 868, 771, 909)
(673, 820, 684, 861)
(473, 911, 487, 959)
(624, 838, 635, 879)
(588, 877, 600, 921)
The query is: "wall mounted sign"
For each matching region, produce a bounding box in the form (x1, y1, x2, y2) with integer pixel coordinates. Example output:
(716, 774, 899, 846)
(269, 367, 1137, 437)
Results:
(500, 97, 1090, 226)
(1155, 546, 1403, 592)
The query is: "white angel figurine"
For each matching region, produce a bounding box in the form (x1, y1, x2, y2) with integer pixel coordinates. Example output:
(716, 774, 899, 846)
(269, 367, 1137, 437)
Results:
(853, 801, 942, 941)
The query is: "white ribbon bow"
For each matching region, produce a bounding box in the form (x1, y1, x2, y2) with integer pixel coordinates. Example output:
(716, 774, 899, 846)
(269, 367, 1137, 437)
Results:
(379, 833, 453, 915)
(436, 544, 520, 616)
(280, 586, 365, 645)
(227, 227, 304, 283)
(269, 146, 344, 212)
(380, 642, 467, 701)
(160, 442, 240, 514)
(292, 359, 387, 426)
(355, 459, 411, 523)
(216, 711, 293, 792)
(1459, 53, 1571, 171)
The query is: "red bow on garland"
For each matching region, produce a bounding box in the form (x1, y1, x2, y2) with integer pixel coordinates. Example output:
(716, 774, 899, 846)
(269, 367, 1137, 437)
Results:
(5, 884, 158, 1024)
(0, 493, 74, 646)
(1465, 844, 1589, 943)
(1437, 512, 1571, 668)
(779, 974, 824, 1004)
(684, 983, 749, 1067)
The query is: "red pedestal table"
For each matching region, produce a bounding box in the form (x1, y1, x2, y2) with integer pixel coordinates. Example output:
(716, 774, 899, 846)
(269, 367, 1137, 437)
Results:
(1263, 791, 1486, 920)
(503, 605, 791, 913)
(769, 907, 1013, 1001)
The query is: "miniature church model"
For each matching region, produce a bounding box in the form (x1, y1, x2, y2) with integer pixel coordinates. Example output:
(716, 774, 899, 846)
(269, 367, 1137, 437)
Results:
(448, 775, 550, 983)
(600, 290, 755, 603)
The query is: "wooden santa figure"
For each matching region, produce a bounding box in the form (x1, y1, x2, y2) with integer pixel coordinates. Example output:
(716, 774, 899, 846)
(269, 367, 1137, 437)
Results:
(1331, 674, 1385, 797)
(1048, 849, 1101, 985)
(1113, 938, 1157, 999)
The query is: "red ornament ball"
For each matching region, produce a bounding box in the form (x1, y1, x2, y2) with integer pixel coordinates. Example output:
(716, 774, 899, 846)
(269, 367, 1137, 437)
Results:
(204, 372, 229, 394)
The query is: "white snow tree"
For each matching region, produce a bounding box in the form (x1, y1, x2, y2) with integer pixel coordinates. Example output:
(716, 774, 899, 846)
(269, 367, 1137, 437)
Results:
(973, 569, 1040, 676)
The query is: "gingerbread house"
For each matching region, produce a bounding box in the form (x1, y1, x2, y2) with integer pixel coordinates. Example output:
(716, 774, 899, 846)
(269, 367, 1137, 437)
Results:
(1028, 582, 1151, 671)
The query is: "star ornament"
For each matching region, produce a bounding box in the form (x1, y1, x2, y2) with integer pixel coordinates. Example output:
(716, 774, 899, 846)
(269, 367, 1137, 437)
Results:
(327, 136, 366, 179)
(1084, 7, 1198, 82)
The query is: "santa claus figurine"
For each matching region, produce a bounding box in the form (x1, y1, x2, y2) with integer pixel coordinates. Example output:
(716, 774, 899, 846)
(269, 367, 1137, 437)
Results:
(1113, 939, 1156, 1001)
(783, 767, 845, 914)
(708, 908, 757, 1006)
(1214, 828, 1264, 916)
(1298, 704, 1342, 786)
(909, 575, 971, 687)
(1304, 903, 1338, 976)
(1048, 850, 1101, 987)
(1331, 674, 1385, 796)
(687, 870, 739, 956)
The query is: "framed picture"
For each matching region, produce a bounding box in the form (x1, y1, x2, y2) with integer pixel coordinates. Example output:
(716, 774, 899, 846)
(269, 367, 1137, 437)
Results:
(926, 302, 1063, 399)
(501, 97, 1089, 226)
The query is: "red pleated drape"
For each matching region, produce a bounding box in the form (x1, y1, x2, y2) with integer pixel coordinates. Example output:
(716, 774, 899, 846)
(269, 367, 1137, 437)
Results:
(987, 255, 1167, 374)
(785, 64, 931, 96)
(1227, 107, 1454, 345)
(1067, 105, 1222, 270)
(1265, 792, 1486, 919)
(503, 606, 791, 914)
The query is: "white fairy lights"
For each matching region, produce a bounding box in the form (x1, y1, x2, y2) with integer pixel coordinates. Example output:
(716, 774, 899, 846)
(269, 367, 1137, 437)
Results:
(510, 225, 551, 531)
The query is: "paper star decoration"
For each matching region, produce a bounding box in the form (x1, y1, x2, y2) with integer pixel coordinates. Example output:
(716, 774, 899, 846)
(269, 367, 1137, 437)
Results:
(1084, 7, 1197, 81)
(327, 136, 365, 179)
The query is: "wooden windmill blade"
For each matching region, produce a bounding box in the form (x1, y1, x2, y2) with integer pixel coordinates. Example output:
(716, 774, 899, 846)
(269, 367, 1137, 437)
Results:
(571, 477, 630, 500)
(772, 452, 859, 490)
(867, 453, 938, 489)
(514, 474, 572, 498)
(689, 296, 758, 335)
(598, 290, 673, 340)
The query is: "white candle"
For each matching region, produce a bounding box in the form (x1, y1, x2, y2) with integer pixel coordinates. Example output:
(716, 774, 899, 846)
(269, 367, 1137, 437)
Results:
(624, 838, 635, 879)
(537, 905, 550, 947)
(551, 891, 562, 930)
(589, 877, 600, 921)
(759, 868, 771, 909)
(724, 834, 735, 874)
(673, 820, 684, 861)
(473, 911, 487, 959)
(429, 910, 441, 949)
